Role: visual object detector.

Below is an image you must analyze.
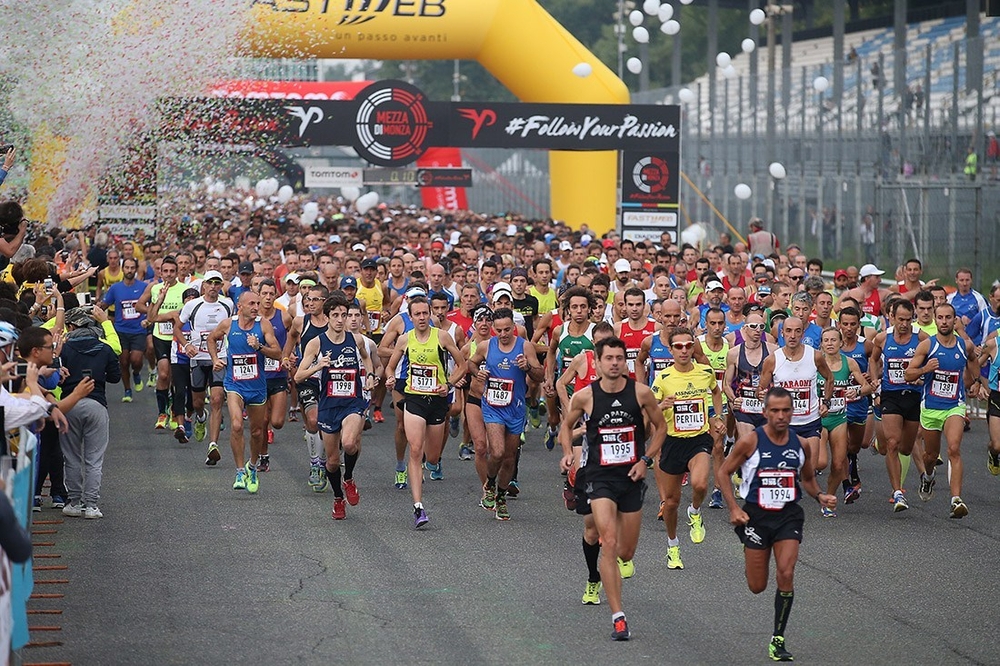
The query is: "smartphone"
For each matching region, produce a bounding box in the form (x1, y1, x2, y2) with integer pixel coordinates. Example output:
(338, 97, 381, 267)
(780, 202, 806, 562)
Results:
(81, 369, 92, 379)
(50, 357, 61, 370)
(79, 293, 91, 306)
(44, 278, 54, 291)
(0, 145, 12, 154)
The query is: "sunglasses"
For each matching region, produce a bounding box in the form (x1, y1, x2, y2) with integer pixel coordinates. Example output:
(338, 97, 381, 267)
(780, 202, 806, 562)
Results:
(789, 275, 803, 281)
(671, 341, 695, 351)
(745, 323, 766, 331)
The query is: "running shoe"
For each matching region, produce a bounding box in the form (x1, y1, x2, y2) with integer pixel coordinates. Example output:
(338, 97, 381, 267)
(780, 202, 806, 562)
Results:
(205, 443, 221, 466)
(194, 419, 207, 443)
(184, 419, 193, 441)
(611, 616, 630, 641)
(949, 497, 969, 519)
(666, 545, 684, 570)
(363, 414, 373, 431)
(62, 502, 83, 518)
(168, 418, 179, 431)
(427, 461, 444, 481)
(414, 506, 429, 529)
(84, 506, 104, 520)
(122, 390, 132, 403)
(459, 445, 474, 461)
(308, 464, 322, 489)
(821, 506, 837, 518)
(769, 635, 793, 662)
(844, 484, 862, 504)
(989, 450, 1000, 476)
(545, 428, 557, 451)
(582, 581, 602, 605)
(174, 424, 189, 444)
(480, 483, 497, 511)
(506, 479, 520, 497)
(394, 470, 408, 490)
(936, 455, 944, 466)
(918, 473, 935, 501)
(681, 472, 689, 487)
(155, 413, 168, 429)
(562, 481, 577, 511)
(245, 465, 259, 494)
(373, 408, 384, 423)
(449, 416, 460, 438)
(51, 495, 65, 509)
(495, 494, 510, 521)
(258, 455, 270, 473)
(688, 509, 705, 544)
(315, 467, 329, 493)
(657, 500, 665, 521)
(233, 469, 247, 490)
(289, 407, 300, 422)
(963, 416, 971, 433)
(343, 479, 360, 506)
(267, 429, 274, 445)
(332, 497, 347, 520)
(708, 488, 724, 509)
(528, 405, 541, 429)
(617, 557, 635, 579)
(892, 490, 909, 512)
(133, 372, 143, 390)
(538, 398, 547, 416)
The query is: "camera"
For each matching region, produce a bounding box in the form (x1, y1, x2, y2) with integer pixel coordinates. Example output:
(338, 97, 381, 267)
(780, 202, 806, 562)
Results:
(0, 201, 23, 237)
(15, 361, 27, 376)
(0, 145, 12, 154)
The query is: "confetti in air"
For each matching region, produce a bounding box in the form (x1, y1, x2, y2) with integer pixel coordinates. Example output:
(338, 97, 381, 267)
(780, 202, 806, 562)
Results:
(0, 0, 247, 225)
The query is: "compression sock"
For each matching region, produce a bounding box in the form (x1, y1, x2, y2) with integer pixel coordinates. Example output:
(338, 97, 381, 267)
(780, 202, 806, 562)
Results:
(583, 538, 601, 583)
(900, 454, 912, 486)
(156, 389, 169, 415)
(848, 452, 860, 484)
(774, 589, 794, 636)
(326, 464, 343, 498)
(344, 452, 359, 481)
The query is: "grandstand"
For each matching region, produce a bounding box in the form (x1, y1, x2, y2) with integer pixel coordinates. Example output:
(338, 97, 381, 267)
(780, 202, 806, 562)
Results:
(669, 14, 1000, 135)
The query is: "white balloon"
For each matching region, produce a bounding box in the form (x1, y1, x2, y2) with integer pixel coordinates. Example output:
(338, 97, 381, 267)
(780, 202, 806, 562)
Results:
(629, 10, 644, 26)
(768, 162, 787, 179)
(716, 52, 731, 68)
(658, 4, 673, 21)
(234, 176, 251, 191)
(734, 183, 753, 200)
(340, 186, 360, 202)
(254, 179, 270, 198)
(680, 223, 707, 247)
(723, 65, 737, 79)
(256, 178, 278, 198)
(627, 57, 643, 74)
(678, 87, 696, 103)
(750, 8, 767, 25)
(632, 26, 649, 43)
(300, 210, 317, 228)
(303, 201, 320, 215)
(813, 76, 830, 92)
(243, 196, 254, 207)
(355, 192, 380, 215)
(741, 38, 756, 53)
(679, 0, 693, 5)
(572, 62, 593, 78)
(642, 0, 660, 15)
(277, 185, 294, 203)
(662, 19, 680, 35)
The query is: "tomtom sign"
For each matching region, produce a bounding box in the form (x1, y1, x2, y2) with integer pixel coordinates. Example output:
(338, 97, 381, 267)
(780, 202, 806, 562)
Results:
(304, 165, 363, 188)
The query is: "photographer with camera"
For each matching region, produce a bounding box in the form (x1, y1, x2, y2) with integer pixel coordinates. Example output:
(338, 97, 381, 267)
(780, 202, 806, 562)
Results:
(58, 307, 121, 519)
(0, 146, 14, 187)
(0, 201, 29, 267)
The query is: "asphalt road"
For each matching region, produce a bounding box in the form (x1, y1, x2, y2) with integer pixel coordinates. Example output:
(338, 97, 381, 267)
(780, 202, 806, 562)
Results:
(30, 389, 1000, 665)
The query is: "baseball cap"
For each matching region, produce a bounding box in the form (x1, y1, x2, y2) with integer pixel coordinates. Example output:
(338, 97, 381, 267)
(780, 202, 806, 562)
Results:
(340, 276, 357, 289)
(352, 243, 366, 252)
(752, 253, 765, 261)
(706, 280, 724, 292)
(859, 263, 885, 278)
(506, 224, 517, 237)
(238, 261, 254, 275)
(405, 287, 427, 299)
(559, 241, 573, 252)
(328, 234, 341, 244)
(834, 269, 848, 279)
(492, 284, 513, 303)
(762, 259, 776, 270)
(285, 272, 300, 284)
(613, 258, 631, 274)
(431, 239, 445, 249)
(510, 267, 529, 279)
(203, 270, 224, 283)
(580, 234, 592, 246)
(757, 285, 772, 296)
(361, 258, 377, 270)
(602, 239, 616, 249)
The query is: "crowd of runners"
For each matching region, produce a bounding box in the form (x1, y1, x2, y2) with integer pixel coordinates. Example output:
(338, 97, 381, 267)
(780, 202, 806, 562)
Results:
(12, 190, 1000, 659)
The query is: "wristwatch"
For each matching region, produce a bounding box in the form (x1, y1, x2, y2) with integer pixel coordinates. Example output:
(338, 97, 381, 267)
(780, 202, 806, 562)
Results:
(640, 455, 653, 466)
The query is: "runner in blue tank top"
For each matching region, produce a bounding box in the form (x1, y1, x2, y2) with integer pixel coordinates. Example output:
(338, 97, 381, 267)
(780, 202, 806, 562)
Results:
(295, 295, 375, 520)
(257, 279, 292, 472)
(207, 291, 282, 496)
(467, 308, 544, 520)
(835, 307, 873, 503)
(904, 303, 977, 518)
(716, 386, 835, 663)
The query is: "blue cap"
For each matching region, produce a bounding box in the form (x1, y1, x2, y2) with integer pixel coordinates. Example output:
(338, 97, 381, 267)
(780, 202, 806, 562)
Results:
(340, 276, 357, 289)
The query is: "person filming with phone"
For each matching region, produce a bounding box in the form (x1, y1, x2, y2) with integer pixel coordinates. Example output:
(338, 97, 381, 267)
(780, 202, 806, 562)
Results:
(0, 200, 29, 265)
(57, 307, 121, 519)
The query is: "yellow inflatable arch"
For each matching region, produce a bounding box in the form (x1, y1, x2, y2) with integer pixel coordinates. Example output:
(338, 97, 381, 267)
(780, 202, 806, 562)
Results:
(244, 0, 628, 232)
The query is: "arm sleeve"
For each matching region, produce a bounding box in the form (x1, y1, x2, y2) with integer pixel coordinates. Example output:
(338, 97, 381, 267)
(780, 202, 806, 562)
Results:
(0, 494, 31, 563)
(101, 320, 122, 356)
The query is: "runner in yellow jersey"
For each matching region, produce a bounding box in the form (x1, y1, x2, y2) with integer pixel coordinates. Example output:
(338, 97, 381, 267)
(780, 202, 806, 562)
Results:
(357, 258, 390, 421)
(137, 256, 188, 429)
(651, 326, 725, 570)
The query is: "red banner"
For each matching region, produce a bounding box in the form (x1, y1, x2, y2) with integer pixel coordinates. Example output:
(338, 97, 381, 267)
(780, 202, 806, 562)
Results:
(416, 147, 468, 211)
(208, 80, 373, 100)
